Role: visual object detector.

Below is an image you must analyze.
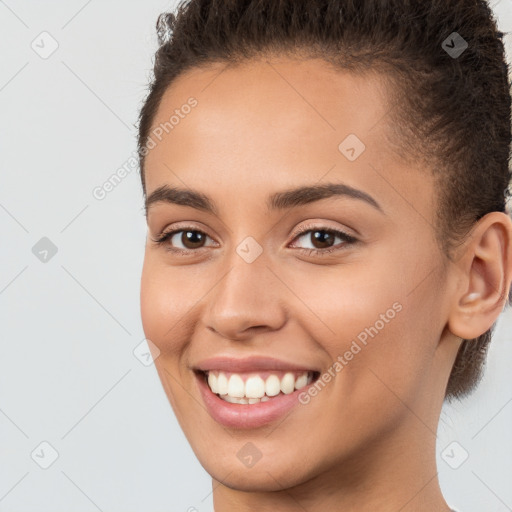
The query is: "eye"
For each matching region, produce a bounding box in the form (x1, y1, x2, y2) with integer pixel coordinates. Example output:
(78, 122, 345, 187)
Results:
(151, 224, 358, 257)
(289, 225, 357, 256)
(151, 227, 216, 255)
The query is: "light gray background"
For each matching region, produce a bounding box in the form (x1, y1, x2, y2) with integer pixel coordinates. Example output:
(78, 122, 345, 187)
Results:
(1, 1, 511, 511)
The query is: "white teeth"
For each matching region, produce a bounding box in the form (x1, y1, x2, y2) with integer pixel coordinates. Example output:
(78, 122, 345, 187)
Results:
(222, 395, 249, 404)
(217, 373, 228, 395)
(265, 375, 281, 396)
(227, 374, 245, 398)
(280, 372, 295, 394)
(206, 370, 314, 403)
(208, 372, 218, 394)
(245, 376, 266, 398)
(294, 373, 308, 390)
(221, 395, 271, 404)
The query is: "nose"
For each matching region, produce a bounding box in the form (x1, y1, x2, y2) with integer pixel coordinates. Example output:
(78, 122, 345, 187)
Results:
(202, 255, 288, 342)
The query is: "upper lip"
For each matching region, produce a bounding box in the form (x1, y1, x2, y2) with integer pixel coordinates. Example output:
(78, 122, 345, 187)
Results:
(192, 355, 319, 373)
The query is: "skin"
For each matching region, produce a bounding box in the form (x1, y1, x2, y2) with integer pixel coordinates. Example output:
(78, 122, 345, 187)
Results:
(139, 57, 512, 512)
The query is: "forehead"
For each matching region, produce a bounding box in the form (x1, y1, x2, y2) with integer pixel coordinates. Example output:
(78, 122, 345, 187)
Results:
(143, 57, 424, 216)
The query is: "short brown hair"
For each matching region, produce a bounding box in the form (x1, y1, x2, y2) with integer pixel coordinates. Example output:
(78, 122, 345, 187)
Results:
(136, 0, 512, 400)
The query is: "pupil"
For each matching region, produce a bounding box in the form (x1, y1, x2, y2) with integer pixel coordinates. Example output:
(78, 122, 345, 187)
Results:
(313, 230, 334, 248)
(179, 230, 335, 250)
(184, 231, 204, 248)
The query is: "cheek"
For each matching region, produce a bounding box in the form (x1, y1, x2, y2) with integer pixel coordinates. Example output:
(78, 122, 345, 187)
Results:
(289, 256, 435, 404)
(140, 267, 169, 346)
(284, 261, 402, 348)
(140, 256, 194, 344)
(140, 258, 198, 423)
(303, 300, 431, 448)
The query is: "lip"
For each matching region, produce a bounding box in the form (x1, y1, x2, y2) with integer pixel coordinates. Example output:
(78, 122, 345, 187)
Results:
(195, 371, 317, 429)
(193, 355, 320, 373)
(192, 355, 320, 429)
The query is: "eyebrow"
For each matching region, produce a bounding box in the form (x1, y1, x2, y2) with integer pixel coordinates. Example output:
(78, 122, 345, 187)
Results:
(144, 182, 384, 216)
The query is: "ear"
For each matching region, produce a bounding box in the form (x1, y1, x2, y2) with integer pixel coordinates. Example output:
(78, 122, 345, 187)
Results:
(447, 211, 512, 340)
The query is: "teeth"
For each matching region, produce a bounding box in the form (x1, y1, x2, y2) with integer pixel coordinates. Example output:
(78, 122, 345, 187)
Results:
(280, 372, 295, 394)
(220, 394, 271, 404)
(227, 374, 245, 397)
(217, 373, 228, 395)
(205, 370, 314, 403)
(295, 373, 308, 390)
(245, 376, 266, 398)
(208, 372, 218, 394)
(265, 375, 281, 397)
(222, 395, 249, 404)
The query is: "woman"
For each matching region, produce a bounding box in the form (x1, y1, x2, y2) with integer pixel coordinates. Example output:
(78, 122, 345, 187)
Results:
(137, 1, 512, 510)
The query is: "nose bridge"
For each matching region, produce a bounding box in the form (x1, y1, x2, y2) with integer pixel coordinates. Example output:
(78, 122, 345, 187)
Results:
(204, 240, 287, 339)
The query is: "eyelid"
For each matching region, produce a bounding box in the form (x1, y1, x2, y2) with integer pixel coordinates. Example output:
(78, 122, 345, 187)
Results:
(153, 221, 215, 241)
(151, 223, 217, 248)
(152, 221, 358, 256)
(289, 221, 358, 241)
(288, 223, 358, 252)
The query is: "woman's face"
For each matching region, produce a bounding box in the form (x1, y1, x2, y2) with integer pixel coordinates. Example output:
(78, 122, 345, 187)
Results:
(140, 57, 460, 490)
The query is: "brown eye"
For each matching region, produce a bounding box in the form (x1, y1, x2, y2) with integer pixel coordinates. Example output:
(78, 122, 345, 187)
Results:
(179, 230, 207, 249)
(308, 230, 336, 249)
(152, 227, 216, 253)
(290, 227, 358, 256)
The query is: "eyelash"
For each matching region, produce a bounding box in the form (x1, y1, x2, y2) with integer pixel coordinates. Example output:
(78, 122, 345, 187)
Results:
(151, 224, 358, 257)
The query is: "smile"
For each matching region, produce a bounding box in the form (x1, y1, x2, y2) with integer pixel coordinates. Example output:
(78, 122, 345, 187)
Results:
(203, 370, 317, 404)
(193, 356, 321, 428)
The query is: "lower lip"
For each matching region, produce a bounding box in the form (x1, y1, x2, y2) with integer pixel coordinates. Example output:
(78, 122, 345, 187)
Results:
(195, 372, 310, 429)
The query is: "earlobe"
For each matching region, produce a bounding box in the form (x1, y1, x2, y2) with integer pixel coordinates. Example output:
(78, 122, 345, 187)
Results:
(447, 211, 512, 340)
